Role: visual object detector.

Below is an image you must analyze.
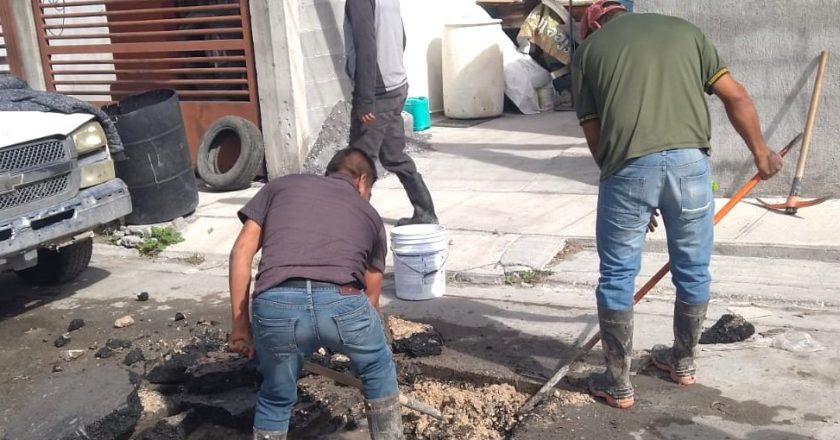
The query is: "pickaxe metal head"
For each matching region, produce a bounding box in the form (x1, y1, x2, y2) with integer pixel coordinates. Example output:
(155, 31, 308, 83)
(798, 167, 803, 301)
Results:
(757, 196, 831, 215)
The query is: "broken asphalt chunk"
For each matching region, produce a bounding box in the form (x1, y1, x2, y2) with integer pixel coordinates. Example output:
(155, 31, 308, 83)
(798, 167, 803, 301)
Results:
(147, 352, 202, 385)
(137, 291, 150, 302)
(700, 314, 756, 344)
(96, 347, 115, 359)
(175, 387, 255, 431)
(185, 353, 260, 394)
(106, 338, 133, 350)
(124, 348, 146, 366)
(53, 334, 71, 348)
(67, 319, 85, 332)
(5, 365, 141, 440)
(388, 316, 444, 357)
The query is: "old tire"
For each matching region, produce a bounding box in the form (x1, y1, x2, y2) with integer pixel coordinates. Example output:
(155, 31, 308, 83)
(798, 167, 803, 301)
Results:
(15, 238, 93, 285)
(197, 116, 264, 191)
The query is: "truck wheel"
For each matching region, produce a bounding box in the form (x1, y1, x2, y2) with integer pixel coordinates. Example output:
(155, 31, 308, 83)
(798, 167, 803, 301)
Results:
(15, 238, 93, 285)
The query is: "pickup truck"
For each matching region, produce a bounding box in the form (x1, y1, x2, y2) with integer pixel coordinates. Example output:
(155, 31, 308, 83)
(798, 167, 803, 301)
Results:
(0, 110, 132, 284)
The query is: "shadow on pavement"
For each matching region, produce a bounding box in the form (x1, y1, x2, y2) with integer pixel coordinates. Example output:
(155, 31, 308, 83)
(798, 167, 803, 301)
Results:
(433, 142, 600, 188)
(0, 266, 111, 323)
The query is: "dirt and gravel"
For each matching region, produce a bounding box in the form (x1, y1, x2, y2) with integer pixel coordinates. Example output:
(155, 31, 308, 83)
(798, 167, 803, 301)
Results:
(402, 380, 526, 440)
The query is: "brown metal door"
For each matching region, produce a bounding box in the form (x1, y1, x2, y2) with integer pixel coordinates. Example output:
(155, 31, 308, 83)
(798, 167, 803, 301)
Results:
(0, 0, 25, 77)
(30, 0, 260, 165)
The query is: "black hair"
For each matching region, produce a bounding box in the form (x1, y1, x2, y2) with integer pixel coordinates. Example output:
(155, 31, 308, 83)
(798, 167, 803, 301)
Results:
(325, 148, 378, 187)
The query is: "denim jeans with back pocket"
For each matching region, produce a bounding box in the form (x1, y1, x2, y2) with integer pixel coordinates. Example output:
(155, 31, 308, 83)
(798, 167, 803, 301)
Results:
(250, 283, 397, 433)
(596, 148, 714, 311)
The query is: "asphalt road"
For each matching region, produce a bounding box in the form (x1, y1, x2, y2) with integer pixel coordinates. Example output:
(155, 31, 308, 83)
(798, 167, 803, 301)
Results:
(1, 248, 838, 439)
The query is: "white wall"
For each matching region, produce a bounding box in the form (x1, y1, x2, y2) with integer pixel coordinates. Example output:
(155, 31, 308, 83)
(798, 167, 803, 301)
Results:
(402, 0, 478, 112)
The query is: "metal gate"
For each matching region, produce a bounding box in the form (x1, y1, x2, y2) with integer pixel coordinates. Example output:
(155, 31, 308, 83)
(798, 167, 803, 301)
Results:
(0, 0, 24, 77)
(30, 0, 260, 165)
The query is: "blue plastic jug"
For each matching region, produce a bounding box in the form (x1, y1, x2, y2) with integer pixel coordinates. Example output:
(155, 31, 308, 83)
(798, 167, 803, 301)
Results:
(404, 97, 431, 131)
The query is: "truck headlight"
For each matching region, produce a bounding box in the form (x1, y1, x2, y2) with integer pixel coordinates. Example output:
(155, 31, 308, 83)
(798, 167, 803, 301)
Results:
(72, 121, 108, 154)
(80, 159, 116, 189)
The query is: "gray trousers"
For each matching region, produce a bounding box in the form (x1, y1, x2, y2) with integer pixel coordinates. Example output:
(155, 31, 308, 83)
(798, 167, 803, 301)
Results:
(349, 84, 417, 181)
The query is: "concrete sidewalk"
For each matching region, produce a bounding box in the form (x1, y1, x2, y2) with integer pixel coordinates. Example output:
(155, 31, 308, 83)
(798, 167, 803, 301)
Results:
(162, 112, 839, 284)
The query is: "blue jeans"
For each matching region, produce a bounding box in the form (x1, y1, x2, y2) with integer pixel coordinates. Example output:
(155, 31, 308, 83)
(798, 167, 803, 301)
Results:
(596, 148, 714, 311)
(251, 283, 398, 433)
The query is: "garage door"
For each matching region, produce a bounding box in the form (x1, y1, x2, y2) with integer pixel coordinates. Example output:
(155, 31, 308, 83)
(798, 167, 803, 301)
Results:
(29, 0, 260, 164)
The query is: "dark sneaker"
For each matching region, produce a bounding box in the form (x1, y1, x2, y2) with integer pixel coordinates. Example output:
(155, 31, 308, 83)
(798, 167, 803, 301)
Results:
(651, 344, 696, 385)
(588, 372, 635, 409)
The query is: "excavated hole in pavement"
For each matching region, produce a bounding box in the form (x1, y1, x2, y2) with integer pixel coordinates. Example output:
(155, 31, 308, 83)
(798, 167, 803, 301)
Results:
(124, 316, 594, 440)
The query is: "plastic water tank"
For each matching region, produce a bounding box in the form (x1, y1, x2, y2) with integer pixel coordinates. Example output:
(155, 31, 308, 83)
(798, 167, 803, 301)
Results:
(108, 90, 199, 225)
(442, 19, 505, 119)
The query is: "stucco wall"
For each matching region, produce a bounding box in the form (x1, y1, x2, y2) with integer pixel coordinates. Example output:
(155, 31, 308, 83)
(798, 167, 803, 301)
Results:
(299, 0, 353, 140)
(637, 1, 840, 196)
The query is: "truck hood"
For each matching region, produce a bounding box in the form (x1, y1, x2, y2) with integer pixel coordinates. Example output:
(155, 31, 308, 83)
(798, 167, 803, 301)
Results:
(0, 111, 96, 149)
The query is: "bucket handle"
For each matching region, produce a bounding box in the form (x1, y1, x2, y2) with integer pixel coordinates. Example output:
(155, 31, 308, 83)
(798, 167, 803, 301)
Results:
(391, 248, 450, 279)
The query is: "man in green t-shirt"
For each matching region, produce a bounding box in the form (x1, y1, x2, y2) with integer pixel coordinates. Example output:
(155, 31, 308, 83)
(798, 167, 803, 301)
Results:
(572, 1, 783, 409)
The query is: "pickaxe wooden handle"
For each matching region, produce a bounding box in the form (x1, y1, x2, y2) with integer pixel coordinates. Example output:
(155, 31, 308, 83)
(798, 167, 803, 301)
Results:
(783, 50, 830, 214)
(303, 361, 444, 420)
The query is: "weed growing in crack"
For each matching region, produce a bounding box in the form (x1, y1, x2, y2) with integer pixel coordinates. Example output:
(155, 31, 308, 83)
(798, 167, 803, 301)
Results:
(505, 270, 552, 286)
(139, 226, 184, 257)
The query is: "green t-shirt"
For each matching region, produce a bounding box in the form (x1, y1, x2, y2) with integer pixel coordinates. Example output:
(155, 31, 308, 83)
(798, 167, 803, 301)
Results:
(572, 13, 728, 180)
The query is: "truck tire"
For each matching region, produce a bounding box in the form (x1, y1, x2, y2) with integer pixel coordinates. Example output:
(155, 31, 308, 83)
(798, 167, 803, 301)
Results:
(197, 116, 264, 191)
(15, 238, 93, 285)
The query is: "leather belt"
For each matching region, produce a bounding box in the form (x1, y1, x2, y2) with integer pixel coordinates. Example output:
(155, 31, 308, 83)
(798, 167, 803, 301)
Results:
(277, 279, 363, 295)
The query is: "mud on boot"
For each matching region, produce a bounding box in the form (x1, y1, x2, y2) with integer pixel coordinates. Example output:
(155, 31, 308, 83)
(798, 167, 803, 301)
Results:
(589, 306, 635, 409)
(651, 344, 696, 385)
(651, 300, 708, 386)
(397, 173, 438, 226)
(588, 371, 635, 409)
(365, 394, 404, 440)
(253, 430, 286, 440)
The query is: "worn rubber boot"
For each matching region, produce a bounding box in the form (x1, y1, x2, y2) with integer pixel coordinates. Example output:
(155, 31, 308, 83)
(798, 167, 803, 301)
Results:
(253, 430, 286, 440)
(652, 300, 709, 385)
(365, 394, 404, 440)
(397, 173, 438, 226)
(589, 306, 635, 409)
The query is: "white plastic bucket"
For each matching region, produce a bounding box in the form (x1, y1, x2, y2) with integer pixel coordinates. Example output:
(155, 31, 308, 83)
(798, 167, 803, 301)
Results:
(390, 224, 448, 301)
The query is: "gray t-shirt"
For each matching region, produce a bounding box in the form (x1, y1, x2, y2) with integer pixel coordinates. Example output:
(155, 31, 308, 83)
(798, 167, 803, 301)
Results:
(238, 174, 387, 296)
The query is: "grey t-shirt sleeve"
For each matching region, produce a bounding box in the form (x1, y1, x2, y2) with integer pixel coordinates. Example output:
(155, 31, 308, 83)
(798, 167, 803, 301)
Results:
(237, 185, 271, 226)
(368, 223, 387, 272)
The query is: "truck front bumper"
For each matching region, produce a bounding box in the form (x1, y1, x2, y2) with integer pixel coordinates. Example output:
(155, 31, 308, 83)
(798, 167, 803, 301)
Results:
(0, 179, 132, 270)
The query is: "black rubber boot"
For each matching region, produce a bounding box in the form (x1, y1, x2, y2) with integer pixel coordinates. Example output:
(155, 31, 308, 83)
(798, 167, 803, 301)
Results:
(253, 430, 286, 440)
(589, 306, 635, 409)
(397, 173, 438, 226)
(652, 300, 708, 385)
(365, 394, 404, 440)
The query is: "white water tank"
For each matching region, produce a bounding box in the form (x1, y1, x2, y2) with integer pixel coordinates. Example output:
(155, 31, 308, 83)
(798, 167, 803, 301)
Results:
(442, 19, 505, 119)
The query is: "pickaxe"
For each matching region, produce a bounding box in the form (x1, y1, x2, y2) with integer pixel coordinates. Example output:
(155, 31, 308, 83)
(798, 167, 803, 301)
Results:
(758, 51, 832, 214)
